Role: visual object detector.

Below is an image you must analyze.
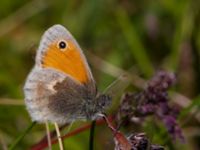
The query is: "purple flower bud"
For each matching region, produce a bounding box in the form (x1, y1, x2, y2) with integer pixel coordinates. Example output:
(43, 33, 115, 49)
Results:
(117, 71, 184, 142)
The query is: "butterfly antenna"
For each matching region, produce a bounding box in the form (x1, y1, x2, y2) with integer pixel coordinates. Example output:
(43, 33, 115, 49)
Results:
(45, 122, 52, 150)
(54, 123, 64, 150)
(103, 76, 121, 94)
(103, 74, 130, 98)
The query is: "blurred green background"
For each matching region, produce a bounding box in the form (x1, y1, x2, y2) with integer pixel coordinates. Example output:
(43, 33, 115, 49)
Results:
(0, 0, 200, 149)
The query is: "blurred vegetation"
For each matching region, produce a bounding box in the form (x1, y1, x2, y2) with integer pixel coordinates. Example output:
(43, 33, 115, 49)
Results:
(0, 0, 200, 149)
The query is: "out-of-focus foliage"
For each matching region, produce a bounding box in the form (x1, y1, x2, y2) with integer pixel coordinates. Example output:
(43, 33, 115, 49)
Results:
(0, 0, 200, 149)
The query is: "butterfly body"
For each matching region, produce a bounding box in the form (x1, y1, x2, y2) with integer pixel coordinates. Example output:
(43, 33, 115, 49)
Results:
(24, 25, 111, 124)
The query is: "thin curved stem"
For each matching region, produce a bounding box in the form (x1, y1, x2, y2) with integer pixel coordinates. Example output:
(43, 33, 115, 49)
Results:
(54, 123, 64, 150)
(9, 121, 36, 150)
(45, 122, 52, 150)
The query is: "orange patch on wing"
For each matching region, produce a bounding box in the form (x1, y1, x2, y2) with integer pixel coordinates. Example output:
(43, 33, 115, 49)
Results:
(42, 41, 89, 83)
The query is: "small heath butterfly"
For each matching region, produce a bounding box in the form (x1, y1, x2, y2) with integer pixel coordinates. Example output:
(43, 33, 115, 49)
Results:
(24, 25, 111, 125)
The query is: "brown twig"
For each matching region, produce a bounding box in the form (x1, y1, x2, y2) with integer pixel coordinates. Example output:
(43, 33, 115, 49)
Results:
(0, 98, 24, 105)
(31, 116, 113, 150)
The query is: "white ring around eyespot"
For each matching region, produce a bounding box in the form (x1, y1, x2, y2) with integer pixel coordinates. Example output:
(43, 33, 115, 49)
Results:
(57, 40, 68, 52)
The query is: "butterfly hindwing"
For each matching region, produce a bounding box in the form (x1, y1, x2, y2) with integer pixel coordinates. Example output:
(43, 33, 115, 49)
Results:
(24, 67, 96, 124)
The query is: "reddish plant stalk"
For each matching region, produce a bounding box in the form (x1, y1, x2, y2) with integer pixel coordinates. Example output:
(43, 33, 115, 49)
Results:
(31, 116, 113, 150)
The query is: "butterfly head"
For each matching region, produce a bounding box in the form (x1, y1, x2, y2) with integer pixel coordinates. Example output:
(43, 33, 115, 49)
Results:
(83, 93, 112, 120)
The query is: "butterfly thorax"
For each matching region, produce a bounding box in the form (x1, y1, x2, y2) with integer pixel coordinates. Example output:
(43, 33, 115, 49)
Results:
(82, 94, 112, 120)
(44, 75, 111, 123)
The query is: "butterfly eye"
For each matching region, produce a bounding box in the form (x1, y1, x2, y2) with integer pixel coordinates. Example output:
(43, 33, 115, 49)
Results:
(57, 40, 67, 51)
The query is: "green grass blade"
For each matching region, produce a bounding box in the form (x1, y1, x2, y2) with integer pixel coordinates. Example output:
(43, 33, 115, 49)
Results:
(116, 7, 154, 77)
(8, 121, 36, 150)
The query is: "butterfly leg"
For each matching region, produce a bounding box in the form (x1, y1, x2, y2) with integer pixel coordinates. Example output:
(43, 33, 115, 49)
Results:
(54, 122, 64, 150)
(45, 122, 52, 150)
(65, 120, 74, 134)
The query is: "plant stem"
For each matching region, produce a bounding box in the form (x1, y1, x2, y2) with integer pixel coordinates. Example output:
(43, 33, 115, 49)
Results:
(89, 120, 96, 150)
(9, 121, 36, 150)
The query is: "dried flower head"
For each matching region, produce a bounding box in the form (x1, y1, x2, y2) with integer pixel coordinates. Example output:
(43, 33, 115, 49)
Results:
(117, 71, 184, 142)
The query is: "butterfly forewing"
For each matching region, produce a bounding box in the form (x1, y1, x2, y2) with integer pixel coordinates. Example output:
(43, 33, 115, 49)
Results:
(36, 25, 95, 85)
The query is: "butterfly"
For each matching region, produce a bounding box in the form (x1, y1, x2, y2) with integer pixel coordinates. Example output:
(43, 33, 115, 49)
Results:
(24, 25, 111, 125)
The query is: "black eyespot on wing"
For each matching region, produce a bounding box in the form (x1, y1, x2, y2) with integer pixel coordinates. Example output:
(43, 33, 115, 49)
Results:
(58, 41, 67, 49)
